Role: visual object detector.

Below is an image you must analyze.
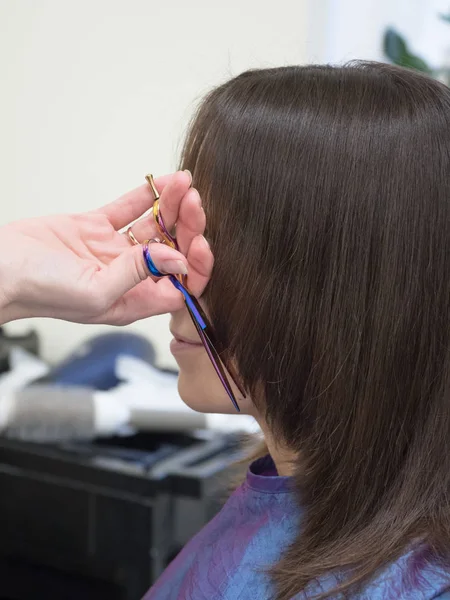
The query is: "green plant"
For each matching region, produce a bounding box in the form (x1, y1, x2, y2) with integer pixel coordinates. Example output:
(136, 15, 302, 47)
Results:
(383, 13, 450, 82)
(383, 28, 433, 73)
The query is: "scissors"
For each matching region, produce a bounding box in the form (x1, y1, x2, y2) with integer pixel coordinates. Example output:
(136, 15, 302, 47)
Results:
(143, 174, 245, 412)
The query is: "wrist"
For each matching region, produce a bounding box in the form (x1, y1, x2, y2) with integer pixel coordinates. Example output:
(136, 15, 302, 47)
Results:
(0, 227, 23, 325)
(0, 281, 18, 327)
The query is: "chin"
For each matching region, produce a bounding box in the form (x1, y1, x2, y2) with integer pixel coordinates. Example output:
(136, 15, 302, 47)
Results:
(177, 370, 241, 415)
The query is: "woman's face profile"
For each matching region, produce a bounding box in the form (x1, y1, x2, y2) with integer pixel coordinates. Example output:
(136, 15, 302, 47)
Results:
(169, 305, 250, 414)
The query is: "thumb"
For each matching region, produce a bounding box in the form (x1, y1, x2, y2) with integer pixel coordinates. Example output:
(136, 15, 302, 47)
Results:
(93, 243, 188, 306)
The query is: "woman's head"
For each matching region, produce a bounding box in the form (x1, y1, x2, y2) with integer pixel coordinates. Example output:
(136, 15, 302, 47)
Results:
(171, 62, 450, 597)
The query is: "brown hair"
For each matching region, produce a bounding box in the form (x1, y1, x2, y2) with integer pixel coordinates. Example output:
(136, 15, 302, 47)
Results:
(180, 62, 450, 599)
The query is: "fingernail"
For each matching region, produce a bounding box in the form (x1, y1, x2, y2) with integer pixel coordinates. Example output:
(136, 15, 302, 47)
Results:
(161, 259, 188, 275)
(201, 235, 210, 249)
(184, 169, 193, 187)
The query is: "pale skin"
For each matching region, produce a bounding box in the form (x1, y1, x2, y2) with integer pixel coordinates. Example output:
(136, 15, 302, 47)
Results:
(0, 171, 213, 326)
(170, 304, 295, 476)
(0, 170, 291, 473)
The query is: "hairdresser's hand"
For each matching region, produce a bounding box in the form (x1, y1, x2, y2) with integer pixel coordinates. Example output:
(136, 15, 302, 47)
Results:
(0, 171, 213, 326)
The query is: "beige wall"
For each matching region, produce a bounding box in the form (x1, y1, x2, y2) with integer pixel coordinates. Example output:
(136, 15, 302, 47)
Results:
(0, 0, 310, 366)
(2, 1, 443, 367)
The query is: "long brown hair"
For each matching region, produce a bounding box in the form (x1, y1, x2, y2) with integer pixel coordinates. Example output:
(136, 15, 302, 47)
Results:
(180, 62, 450, 599)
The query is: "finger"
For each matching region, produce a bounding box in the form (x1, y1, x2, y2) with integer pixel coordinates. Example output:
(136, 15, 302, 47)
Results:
(128, 213, 158, 246)
(91, 243, 188, 309)
(131, 178, 200, 247)
(186, 235, 214, 297)
(158, 170, 193, 231)
(96, 174, 175, 230)
(102, 278, 185, 325)
(176, 188, 206, 256)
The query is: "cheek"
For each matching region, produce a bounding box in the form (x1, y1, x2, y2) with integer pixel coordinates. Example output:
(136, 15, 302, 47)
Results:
(176, 347, 239, 414)
(169, 309, 251, 415)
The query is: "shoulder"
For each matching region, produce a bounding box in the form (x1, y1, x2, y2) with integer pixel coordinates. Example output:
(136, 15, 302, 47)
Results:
(144, 482, 299, 600)
(289, 546, 450, 600)
(360, 546, 450, 600)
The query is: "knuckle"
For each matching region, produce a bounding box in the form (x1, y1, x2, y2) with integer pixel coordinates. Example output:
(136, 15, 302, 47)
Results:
(132, 248, 150, 283)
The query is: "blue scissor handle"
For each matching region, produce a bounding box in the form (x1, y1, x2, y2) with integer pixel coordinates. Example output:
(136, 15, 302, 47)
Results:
(143, 245, 206, 330)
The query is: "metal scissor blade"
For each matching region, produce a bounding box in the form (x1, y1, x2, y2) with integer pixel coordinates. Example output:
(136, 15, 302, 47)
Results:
(186, 304, 240, 412)
(179, 285, 247, 399)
